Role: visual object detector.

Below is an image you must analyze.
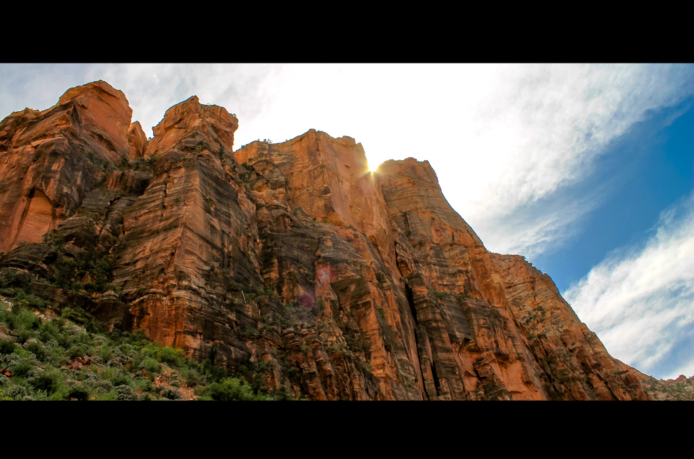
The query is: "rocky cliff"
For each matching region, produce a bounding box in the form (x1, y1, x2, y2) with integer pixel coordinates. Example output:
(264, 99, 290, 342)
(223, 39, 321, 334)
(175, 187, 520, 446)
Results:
(0, 81, 655, 400)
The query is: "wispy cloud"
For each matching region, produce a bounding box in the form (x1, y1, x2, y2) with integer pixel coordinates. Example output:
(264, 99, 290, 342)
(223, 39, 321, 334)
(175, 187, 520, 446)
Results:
(473, 178, 610, 259)
(434, 64, 694, 256)
(564, 191, 694, 379)
(0, 64, 92, 118)
(172, 64, 694, 258)
(3, 64, 693, 259)
(82, 64, 284, 139)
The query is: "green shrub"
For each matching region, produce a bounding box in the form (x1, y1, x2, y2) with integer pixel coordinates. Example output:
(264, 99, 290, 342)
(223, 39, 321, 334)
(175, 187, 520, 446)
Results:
(201, 358, 228, 384)
(15, 291, 47, 310)
(181, 368, 206, 387)
(110, 371, 132, 387)
(241, 326, 259, 338)
(359, 361, 373, 374)
(15, 328, 33, 343)
(140, 342, 186, 368)
(115, 385, 137, 401)
(45, 345, 68, 367)
(71, 332, 93, 346)
(257, 361, 273, 373)
(0, 287, 273, 402)
(29, 369, 62, 392)
(201, 378, 268, 401)
(8, 384, 28, 400)
(13, 347, 31, 359)
(269, 387, 296, 401)
(93, 390, 117, 401)
(25, 342, 46, 361)
(160, 387, 180, 400)
(37, 321, 67, 346)
(0, 341, 15, 355)
(327, 343, 342, 353)
(12, 361, 35, 378)
(155, 346, 185, 368)
(61, 307, 91, 324)
(98, 345, 113, 361)
(119, 343, 133, 356)
(139, 358, 161, 373)
(133, 378, 154, 392)
(84, 376, 112, 393)
(91, 335, 108, 347)
(67, 344, 88, 360)
(13, 306, 42, 330)
(0, 352, 19, 369)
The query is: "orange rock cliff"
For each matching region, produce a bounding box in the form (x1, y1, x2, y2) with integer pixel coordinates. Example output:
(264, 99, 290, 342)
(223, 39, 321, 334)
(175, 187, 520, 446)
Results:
(0, 81, 652, 400)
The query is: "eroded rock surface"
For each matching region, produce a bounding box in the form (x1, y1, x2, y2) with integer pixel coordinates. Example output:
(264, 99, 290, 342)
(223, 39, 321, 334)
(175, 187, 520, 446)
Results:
(0, 81, 133, 254)
(0, 81, 660, 400)
(489, 253, 648, 400)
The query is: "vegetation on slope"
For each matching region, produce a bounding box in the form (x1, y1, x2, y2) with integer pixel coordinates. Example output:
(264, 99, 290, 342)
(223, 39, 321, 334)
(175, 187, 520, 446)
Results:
(0, 296, 285, 401)
(638, 374, 694, 401)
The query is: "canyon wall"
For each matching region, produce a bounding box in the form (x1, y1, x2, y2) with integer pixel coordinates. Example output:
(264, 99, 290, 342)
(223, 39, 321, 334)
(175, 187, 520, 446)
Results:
(0, 81, 651, 400)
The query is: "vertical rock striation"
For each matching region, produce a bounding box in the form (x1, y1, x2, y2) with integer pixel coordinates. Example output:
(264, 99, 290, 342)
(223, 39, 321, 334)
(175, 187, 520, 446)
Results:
(489, 253, 649, 400)
(111, 96, 264, 365)
(0, 81, 133, 254)
(0, 81, 654, 399)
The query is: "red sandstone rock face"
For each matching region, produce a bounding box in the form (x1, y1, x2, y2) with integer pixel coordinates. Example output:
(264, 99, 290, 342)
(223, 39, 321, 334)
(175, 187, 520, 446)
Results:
(624, 362, 694, 400)
(489, 253, 648, 400)
(127, 121, 147, 159)
(0, 80, 133, 254)
(0, 81, 658, 400)
(111, 95, 255, 361)
(235, 134, 424, 399)
(235, 132, 398, 278)
(376, 159, 546, 399)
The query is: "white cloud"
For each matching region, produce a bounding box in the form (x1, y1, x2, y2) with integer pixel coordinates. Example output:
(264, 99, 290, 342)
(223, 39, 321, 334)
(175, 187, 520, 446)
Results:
(262, 64, 694, 258)
(565, 192, 694, 379)
(435, 64, 694, 256)
(4, 64, 694, 258)
(0, 64, 93, 118)
(472, 180, 608, 259)
(81, 64, 285, 139)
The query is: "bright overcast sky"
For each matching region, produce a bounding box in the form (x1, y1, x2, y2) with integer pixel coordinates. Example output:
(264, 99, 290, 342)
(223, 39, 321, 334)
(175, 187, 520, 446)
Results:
(1, 63, 693, 380)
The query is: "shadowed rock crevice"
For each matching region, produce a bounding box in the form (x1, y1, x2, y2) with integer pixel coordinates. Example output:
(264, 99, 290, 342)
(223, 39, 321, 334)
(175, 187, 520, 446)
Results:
(0, 81, 655, 400)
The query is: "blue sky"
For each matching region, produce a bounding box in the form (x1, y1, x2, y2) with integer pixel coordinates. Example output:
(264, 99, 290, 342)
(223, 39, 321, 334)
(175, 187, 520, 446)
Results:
(535, 95, 694, 292)
(1, 64, 692, 379)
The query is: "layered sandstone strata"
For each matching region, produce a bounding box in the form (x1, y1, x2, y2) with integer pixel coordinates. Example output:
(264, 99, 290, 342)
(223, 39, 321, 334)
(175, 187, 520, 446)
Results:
(0, 81, 654, 400)
(0, 81, 136, 254)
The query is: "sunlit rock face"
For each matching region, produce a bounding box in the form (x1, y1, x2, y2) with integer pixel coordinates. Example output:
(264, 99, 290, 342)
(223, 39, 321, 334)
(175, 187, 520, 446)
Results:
(0, 81, 652, 400)
(0, 81, 133, 254)
(110, 95, 260, 364)
(488, 254, 648, 400)
(127, 121, 147, 160)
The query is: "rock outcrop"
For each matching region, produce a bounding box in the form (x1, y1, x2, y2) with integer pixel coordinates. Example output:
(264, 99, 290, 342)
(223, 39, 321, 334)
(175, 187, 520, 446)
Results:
(111, 95, 260, 363)
(489, 254, 648, 400)
(0, 81, 657, 400)
(0, 81, 133, 254)
(623, 364, 694, 400)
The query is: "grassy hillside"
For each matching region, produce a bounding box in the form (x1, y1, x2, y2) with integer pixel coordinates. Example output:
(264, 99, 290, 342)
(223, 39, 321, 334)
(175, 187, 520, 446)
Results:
(0, 296, 293, 401)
